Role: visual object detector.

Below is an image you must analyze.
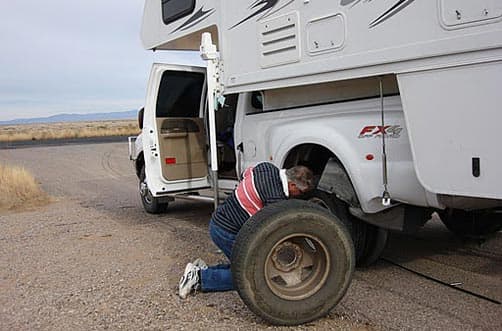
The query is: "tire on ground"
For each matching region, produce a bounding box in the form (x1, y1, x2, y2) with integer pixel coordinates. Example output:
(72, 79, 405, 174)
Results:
(356, 224, 388, 267)
(307, 190, 387, 267)
(139, 166, 168, 214)
(440, 209, 502, 238)
(231, 200, 355, 326)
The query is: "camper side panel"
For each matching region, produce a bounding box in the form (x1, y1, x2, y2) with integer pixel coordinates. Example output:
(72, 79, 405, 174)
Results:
(398, 61, 502, 200)
(221, 0, 502, 91)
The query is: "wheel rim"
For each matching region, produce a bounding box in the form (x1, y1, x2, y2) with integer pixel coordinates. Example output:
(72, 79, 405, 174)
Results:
(140, 180, 153, 205)
(264, 233, 330, 301)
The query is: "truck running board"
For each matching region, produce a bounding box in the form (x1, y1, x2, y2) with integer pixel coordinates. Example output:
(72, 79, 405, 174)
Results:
(169, 193, 215, 203)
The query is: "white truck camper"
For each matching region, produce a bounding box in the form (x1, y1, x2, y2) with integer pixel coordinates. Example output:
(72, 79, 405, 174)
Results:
(130, 0, 502, 325)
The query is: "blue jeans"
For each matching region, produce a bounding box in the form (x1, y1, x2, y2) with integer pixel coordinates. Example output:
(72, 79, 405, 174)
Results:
(200, 220, 236, 292)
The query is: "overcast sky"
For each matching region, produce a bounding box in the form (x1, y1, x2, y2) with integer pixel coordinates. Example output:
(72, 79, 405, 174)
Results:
(0, 1, 202, 121)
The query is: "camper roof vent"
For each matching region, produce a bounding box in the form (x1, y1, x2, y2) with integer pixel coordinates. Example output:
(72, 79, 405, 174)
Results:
(259, 12, 300, 68)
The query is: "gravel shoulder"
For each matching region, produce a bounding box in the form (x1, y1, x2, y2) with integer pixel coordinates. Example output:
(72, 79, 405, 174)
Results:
(0, 199, 367, 330)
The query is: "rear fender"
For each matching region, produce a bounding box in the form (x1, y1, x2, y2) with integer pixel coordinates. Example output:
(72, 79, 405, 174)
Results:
(274, 127, 383, 213)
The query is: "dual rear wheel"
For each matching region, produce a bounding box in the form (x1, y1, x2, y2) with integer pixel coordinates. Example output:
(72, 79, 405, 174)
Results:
(439, 209, 502, 238)
(307, 190, 388, 267)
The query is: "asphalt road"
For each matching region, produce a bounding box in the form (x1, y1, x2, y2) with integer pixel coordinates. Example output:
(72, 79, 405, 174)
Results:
(1, 141, 501, 330)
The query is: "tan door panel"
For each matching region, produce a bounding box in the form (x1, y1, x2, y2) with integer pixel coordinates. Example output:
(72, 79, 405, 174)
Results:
(156, 118, 208, 181)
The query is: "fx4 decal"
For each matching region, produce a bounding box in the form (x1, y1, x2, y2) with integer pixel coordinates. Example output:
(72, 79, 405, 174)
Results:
(358, 125, 403, 138)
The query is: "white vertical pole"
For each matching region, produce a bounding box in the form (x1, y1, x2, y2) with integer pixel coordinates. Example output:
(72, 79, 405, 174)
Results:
(200, 33, 220, 209)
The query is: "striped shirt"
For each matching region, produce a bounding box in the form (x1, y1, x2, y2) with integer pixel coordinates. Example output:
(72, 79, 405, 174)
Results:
(212, 162, 288, 234)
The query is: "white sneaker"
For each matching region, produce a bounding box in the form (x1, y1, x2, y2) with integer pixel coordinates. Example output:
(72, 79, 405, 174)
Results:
(178, 263, 200, 299)
(192, 258, 208, 270)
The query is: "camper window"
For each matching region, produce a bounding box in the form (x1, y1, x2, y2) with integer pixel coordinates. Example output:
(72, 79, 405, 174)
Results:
(161, 0, 196, 25)
(156, 70, 204, 118)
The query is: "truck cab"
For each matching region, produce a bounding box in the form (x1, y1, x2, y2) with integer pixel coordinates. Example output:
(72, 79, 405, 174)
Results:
(130, 62, 243, 212)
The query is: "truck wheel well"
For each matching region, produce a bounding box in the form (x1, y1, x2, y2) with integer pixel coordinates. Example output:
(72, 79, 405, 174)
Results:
(282, 144, 335, 178)
(283, 144, 358, 206)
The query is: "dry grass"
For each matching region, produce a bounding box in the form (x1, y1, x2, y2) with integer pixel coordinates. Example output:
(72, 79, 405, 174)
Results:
(0, 120, 140, 142)
(0, 163, 51, 212)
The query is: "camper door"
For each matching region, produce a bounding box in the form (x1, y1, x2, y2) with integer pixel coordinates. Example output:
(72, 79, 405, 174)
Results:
(143, 64, 209, 196)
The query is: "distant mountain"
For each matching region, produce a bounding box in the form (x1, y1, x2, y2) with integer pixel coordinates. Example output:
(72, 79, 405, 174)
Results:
(0, 110, 138, 125)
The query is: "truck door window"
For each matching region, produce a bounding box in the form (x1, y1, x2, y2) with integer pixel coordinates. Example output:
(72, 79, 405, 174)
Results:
(156, 70, 204, 118)
(161, 0, 196, 25)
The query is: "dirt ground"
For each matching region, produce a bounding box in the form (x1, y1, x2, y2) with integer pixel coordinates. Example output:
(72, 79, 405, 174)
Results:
(0, 141, 501, 330)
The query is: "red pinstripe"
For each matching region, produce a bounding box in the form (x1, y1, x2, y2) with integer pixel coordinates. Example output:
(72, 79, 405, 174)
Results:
(235, 166, 263, 216)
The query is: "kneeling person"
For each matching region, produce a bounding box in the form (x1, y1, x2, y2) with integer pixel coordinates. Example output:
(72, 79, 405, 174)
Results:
(179, 162, 314, 298)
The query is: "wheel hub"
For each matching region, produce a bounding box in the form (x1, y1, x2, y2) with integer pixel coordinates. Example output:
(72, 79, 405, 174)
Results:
(271, 242, 303, 272)
(140, 181, 148, 197)
(265, 234, 330, 301)
(140, 181, 154, 204)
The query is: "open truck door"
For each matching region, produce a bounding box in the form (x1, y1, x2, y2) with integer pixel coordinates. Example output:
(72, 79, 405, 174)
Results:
(142, 64, 210, 197)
